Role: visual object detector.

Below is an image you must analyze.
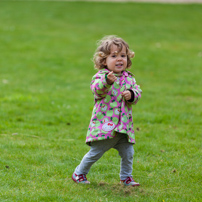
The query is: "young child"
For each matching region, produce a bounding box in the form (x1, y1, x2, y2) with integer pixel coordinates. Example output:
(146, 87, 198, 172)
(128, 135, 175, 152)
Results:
(72, 35, 142, 186)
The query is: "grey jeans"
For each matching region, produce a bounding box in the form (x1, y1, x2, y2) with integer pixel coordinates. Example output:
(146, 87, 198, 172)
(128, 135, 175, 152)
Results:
(74, 132, 134, 180)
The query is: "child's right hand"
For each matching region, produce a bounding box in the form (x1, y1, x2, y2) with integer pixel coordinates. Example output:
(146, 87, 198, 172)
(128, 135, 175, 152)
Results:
(107, 71, 117, 85)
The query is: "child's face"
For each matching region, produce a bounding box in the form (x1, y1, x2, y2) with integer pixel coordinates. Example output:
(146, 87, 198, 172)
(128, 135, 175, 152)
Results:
(104, 44, 127, 74)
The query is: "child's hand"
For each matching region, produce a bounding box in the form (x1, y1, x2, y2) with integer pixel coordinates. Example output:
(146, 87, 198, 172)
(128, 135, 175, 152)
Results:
(107, 71, 117, 85)
(121, 90, 132, 101)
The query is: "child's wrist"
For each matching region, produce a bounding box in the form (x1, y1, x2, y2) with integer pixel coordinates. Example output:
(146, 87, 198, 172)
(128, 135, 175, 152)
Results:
(127, 89, 135, 102)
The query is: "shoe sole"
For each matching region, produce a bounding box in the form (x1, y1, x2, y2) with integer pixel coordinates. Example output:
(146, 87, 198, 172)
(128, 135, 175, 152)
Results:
(121, 181, 140, 186)
(132, 183, 140, 186)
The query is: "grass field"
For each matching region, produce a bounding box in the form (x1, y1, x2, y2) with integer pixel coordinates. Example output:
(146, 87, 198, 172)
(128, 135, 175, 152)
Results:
(0, 1, 202, 201)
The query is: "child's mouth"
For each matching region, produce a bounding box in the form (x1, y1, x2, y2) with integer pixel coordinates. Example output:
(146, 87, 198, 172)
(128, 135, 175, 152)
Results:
(115, 63, 123, 68)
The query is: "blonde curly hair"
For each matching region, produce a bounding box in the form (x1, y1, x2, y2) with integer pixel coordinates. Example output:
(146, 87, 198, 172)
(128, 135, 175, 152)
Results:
(93, 35, 135, 70)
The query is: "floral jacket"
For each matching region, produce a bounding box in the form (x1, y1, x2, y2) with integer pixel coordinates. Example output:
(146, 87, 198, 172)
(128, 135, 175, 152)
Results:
(86, 69, 142, 145)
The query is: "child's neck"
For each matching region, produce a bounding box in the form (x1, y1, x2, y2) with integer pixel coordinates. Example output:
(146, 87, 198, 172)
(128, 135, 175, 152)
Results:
(116, 72, 123, 77)
(105, 68, 124, 77)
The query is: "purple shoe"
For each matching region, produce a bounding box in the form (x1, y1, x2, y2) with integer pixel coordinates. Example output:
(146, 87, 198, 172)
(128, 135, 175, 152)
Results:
(121, 176, 140, 186)
(72, 172, 90, 184)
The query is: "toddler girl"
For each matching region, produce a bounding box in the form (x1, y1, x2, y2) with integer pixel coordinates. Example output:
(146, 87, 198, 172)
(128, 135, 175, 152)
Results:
(72, 35, 142, 186)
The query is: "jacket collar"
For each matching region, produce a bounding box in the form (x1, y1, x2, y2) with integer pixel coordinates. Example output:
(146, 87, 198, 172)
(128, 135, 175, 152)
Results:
(99, 69, 130, 77)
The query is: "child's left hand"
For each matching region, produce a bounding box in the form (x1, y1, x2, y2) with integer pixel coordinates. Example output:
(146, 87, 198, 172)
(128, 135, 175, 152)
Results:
(121, 90, 131, 101)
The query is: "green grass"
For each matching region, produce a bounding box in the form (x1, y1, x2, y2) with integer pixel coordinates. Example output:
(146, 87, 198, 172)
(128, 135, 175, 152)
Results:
(0, 1, 202, 201)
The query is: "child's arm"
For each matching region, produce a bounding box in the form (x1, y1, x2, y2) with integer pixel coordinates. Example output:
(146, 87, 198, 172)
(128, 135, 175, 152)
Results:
(90, 72, 112, 100)
(123, 77, 142, 105)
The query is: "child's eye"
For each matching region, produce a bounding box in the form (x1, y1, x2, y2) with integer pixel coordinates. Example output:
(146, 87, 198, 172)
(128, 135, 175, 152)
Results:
(111, 55, 116, 58)
(121, 54, 126, 57)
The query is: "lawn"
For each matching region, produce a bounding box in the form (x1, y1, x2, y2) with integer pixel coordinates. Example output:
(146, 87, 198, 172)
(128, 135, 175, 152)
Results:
(0, 1, 201, 201)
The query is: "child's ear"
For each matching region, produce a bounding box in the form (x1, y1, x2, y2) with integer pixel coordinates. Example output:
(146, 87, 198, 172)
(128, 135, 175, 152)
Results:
(103, 59, 107, 66)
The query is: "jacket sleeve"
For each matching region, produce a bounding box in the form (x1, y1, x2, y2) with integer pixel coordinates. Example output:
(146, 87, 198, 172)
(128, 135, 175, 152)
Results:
(90, 73, 111, 100)
(127, 77, 142, 105)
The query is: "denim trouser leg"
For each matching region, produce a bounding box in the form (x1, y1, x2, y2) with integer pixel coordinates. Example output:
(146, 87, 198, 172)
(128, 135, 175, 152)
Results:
(74, 133, 134, 180)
